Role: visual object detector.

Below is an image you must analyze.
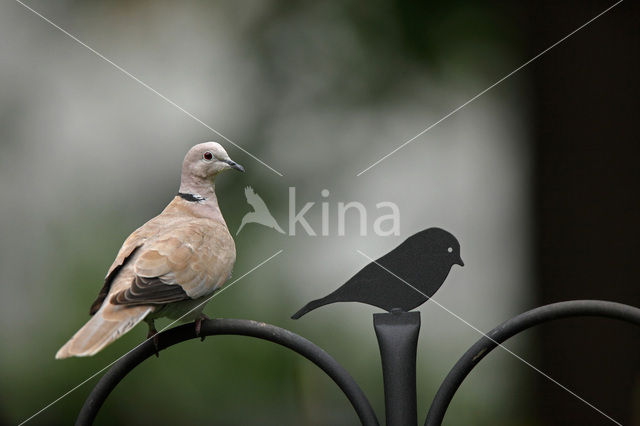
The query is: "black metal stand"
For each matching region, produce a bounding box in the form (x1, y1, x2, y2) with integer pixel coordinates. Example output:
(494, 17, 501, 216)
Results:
(76, 300, 640, 425)
(424, 300, 640, 425)
(75, 318, 379, 426)
(374, 310, 421, 426)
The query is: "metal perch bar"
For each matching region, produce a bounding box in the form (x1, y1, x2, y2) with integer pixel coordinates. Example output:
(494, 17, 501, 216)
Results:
(425, 300, 640, 425)
(76, 300, 640, 425)
(76, 318, 380, 426)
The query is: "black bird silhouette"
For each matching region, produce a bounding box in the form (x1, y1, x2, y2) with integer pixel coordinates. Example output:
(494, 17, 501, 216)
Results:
(292, 228, 463, 319)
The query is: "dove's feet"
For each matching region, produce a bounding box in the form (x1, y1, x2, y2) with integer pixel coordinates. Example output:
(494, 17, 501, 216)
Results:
(195, 314, 210, 342)
(146, 322, 160, 358)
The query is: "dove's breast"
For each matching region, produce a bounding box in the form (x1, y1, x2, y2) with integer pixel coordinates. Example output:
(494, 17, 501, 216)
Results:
(185, 218, 236, 296)
(153, 217, 236, 295)
(150, 218, 236, 320)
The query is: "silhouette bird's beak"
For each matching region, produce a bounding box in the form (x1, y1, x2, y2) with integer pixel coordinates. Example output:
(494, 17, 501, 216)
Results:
(224, 159, 245, 172)
(455, 256, 464, 267)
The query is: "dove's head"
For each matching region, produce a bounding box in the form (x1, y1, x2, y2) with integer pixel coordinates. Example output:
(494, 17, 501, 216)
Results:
(182, 142, 244, 179)
(179, 142, 244, 195)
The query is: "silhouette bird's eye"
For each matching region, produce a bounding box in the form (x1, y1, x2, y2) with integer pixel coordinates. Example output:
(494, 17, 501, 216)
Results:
(203, 151, 214, 161)
(447, 247, 453, 253)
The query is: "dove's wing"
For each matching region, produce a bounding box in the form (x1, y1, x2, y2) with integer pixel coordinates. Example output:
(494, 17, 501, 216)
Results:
(245, 187, 271, 213)
(89, 222, 161, 314)
(110, 219, 236, 306)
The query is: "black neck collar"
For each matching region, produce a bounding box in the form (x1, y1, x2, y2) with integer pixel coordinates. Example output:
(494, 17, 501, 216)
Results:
(177, 192, 206, 202)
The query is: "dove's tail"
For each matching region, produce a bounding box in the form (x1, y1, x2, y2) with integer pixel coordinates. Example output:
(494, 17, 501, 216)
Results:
(55, 305, 151, 359)
(291, 295, 337, 319)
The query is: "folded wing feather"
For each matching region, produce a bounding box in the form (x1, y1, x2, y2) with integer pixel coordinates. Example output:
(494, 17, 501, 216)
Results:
(110, 220, 235, 307)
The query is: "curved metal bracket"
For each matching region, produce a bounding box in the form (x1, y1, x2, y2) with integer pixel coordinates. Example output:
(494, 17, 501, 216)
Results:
(424, 300, 640, 425)
(76, 318, 380, 426)
(76, 300, 639, 425)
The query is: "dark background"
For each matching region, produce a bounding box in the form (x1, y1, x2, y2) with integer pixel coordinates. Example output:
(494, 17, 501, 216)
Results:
(528, 1, 640, 424)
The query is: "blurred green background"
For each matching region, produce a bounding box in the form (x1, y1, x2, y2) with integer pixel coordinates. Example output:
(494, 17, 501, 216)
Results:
(1, 1, 638, 425)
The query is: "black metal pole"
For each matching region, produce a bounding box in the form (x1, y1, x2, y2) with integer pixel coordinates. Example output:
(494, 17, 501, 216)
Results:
(76, 318, 379, 426)
(374, 310, 421, 426)
(424, 300, 640, 425)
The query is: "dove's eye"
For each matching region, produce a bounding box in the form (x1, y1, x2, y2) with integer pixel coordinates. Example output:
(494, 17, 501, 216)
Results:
(447, 247, 453, 253)
(203, 151, 214, 161)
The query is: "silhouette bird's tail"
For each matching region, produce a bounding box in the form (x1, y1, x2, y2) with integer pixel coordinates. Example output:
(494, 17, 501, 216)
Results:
(291, 295, 337, 319)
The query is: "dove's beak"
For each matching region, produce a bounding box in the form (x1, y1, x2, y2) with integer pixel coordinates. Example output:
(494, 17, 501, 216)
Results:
(224, 159, 245, 172)
(455, 256, 464, 267)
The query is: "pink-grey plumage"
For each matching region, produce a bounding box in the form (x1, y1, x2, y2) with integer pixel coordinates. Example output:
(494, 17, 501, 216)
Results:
(56, 142, 244, 359)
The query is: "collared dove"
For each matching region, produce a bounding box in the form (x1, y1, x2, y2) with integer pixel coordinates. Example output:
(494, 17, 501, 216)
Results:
(56, 142, 244, 359)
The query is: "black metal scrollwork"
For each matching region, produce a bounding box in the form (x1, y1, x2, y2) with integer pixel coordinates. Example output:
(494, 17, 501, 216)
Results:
(78, 300, 640, 425)
(76, 318, 380, 426)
